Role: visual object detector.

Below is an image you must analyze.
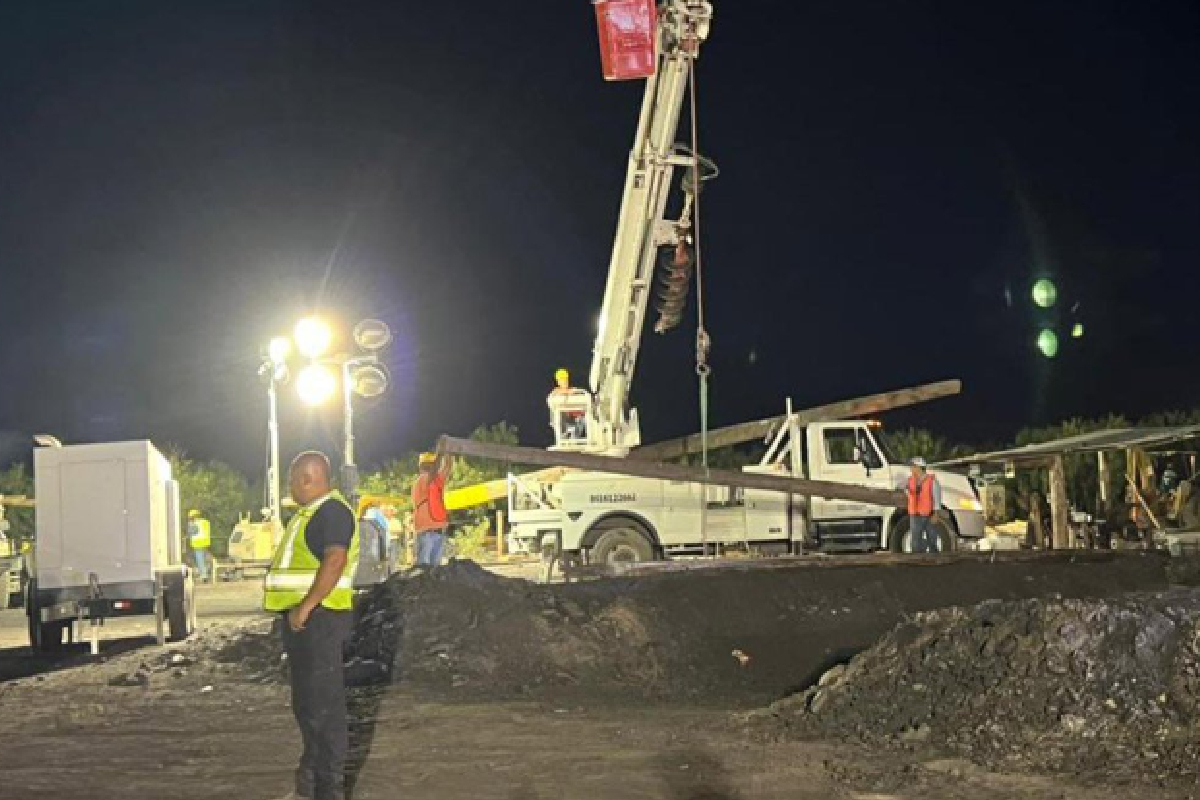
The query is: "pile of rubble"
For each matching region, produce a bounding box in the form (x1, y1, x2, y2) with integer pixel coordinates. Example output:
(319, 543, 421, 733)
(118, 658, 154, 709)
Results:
(758, 590, 1200, 784)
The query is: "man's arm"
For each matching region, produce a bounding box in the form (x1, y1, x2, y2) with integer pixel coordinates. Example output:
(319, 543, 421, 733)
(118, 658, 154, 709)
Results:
(931, 478, 943, 513)
(288, 547, 348, 630)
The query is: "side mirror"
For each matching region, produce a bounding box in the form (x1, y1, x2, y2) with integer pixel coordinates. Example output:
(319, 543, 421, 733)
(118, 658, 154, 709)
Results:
(854, 446, 873, 476)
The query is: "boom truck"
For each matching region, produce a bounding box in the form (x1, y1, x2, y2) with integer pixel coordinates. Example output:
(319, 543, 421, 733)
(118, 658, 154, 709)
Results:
(500, 0, 986, 569)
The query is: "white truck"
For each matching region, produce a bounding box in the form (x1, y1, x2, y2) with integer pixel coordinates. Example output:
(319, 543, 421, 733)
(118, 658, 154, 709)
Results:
(509, 414, 984, 565)
(25, 440, 196, 653)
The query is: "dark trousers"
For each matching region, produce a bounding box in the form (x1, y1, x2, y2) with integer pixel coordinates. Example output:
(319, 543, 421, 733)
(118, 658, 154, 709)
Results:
(280, 606, 353, 800)
(911, 514, 935, 553)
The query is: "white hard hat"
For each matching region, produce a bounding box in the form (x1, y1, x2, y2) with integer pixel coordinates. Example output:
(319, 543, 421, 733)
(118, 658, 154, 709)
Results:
(909, 457, 928, 469)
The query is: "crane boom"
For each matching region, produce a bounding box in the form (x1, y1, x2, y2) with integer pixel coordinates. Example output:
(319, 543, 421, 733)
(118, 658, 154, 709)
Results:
(550, 0, 714, 457)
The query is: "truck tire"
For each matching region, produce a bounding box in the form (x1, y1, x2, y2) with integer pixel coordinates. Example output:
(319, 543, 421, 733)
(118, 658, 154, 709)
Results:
(165, 571, 196, 642)
(26, 581, 67, 653)
(888, 515, 954, 554)
(590, 526, 655, 565)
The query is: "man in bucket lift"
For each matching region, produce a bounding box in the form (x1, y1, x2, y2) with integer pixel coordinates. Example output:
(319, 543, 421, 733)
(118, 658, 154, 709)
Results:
(547, 368, 588, 441)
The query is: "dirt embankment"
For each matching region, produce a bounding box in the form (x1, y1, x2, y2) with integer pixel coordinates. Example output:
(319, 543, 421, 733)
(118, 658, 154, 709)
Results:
(358, 552, 1184, 706)
(55, 552, 1187, 708)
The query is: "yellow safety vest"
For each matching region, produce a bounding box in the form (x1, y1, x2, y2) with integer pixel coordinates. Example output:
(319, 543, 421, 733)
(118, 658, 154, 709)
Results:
(189, 518, 211, 549)
(263, 492, 359, 612)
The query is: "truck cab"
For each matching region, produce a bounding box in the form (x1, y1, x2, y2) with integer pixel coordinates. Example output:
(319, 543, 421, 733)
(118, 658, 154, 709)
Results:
(781, 420, 984, 552)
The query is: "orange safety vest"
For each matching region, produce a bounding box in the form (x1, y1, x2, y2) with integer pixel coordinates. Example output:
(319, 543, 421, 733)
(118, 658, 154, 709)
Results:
(907, 474, 936, 517)
(412, 472, 448, 533)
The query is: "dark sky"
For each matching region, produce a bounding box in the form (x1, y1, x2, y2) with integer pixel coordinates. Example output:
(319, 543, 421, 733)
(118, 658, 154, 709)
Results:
(0, 1, 1197, 475)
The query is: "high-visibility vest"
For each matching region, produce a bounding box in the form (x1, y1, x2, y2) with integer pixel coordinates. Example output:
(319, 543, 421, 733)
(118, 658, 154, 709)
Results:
(412, 473, 448, 533)
(189, 518, 212, 549)
(907, 474, 936, 517)
(264, 492, 359, 612)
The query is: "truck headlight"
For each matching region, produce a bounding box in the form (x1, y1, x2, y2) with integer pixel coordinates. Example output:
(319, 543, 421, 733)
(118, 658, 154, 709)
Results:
(957, 497, 984, 512)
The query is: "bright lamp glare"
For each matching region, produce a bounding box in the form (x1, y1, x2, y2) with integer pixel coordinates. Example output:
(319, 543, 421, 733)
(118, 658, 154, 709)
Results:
(268, 336, 291, 365)
(1037, 328, 1059, 358)
(296, 363, 337, 407)
(294, 317, 332, 359)
(1031, 278, 1057, 309)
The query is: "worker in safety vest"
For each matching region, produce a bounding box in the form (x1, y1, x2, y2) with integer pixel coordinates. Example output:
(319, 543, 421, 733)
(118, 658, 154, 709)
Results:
(263, 451, 359, 800)
(906, 457, 943, 553)
(412, 451, 451, 567)
(186, 509, 212, 582)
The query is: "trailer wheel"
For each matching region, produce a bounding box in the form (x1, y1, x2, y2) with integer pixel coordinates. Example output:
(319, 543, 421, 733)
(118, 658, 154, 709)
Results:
(889, 515, 954, 554)
(590, 526, 655, 565)
(25, 581, 67, 653)
(165, 571, 196, 642)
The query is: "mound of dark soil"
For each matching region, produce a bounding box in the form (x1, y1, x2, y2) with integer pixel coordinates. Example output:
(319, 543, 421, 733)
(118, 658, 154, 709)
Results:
(758, 590, 1200, 784)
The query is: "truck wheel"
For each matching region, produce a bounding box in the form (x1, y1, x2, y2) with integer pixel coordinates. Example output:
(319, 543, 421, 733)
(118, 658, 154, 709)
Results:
(889, 516, 954, 554)
(165, 571, 196, 642)
(590, 526, 655, 565)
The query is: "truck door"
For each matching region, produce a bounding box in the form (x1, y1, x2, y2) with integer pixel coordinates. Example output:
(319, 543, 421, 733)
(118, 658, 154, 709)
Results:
(809, 424, 889, 522)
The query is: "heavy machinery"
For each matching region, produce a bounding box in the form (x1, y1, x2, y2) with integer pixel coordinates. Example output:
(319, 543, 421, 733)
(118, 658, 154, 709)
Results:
(25, 439, 195, 653)
(0, 496, 37, 608)
(223, 512, 281, 580)
(499, 1, 986, 569)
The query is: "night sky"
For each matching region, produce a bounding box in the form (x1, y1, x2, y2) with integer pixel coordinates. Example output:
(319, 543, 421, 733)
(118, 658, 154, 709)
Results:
(0, 1, 1197, 475)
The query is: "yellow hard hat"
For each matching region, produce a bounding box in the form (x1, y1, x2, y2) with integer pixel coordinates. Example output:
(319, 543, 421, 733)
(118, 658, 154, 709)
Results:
(188, 509, 201, 518)
(418, 452, 437, 466)
(555, 368, 569, 382)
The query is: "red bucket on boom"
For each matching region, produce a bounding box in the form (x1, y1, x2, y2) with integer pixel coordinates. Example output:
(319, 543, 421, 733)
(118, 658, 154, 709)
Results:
(593, 0, 657, 81)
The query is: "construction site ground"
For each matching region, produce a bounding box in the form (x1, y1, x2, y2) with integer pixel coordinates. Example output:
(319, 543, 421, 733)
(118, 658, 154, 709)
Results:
(1, 552, 1199, 800)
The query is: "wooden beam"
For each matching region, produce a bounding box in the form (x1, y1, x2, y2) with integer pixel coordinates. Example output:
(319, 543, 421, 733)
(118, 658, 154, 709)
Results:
(436, 435, 905, 508)
(631, 379, 962, 462)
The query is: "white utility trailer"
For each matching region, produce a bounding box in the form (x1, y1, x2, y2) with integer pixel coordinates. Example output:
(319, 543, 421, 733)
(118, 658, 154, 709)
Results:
(25, 440, 196, 653)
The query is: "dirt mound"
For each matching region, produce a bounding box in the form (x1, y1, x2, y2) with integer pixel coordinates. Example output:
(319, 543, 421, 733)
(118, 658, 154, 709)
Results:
(758, 590, 1200, 783)
(349, 552, 1190, 705)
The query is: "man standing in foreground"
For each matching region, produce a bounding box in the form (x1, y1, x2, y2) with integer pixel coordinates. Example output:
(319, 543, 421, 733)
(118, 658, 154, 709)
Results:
(412, 451, 451, 567)
(906, 457, 943, 553)
(264, 452, 359, 800)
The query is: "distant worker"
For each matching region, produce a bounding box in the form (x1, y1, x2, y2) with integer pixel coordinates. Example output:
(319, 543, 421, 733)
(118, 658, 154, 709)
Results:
(187, 509, 212, 582)
(356, 503, 390, 585)
(264, 451, 359, 800)
(547, 367, 588, 440)
(906, 457, 943, 553)
(412, 451, 451, 567)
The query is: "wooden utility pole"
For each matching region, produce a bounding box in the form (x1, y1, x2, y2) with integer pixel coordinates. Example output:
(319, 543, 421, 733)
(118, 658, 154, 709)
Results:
(436, 436, 905, 508)
(632, 379, 962, 462)
(1049, 456, 1071, 549)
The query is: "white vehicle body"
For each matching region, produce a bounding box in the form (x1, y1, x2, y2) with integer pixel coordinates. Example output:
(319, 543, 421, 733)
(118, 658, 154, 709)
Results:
(509, 418, 984, 561)
(27, 440, 195, 651)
